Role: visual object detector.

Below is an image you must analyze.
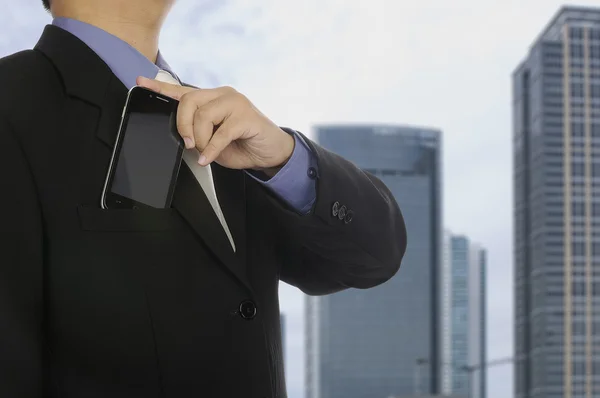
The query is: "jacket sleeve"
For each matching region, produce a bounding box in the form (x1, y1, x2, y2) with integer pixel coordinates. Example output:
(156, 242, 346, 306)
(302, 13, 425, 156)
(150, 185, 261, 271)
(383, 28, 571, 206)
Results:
(0, 117, 45, 397)
(249, 131, 407, 296)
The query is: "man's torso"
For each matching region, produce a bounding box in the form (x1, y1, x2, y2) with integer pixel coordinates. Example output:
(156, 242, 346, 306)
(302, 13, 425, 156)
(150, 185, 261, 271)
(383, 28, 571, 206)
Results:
(0, 26, 286, 398)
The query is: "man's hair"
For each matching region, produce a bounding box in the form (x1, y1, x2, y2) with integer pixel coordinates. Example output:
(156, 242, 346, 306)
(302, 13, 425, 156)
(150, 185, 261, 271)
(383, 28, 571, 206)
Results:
(42, 0, 50, 11)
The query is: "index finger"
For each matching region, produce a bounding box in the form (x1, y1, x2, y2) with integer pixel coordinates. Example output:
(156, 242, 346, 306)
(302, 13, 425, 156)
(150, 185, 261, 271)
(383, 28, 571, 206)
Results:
(136, 76, 195, 100)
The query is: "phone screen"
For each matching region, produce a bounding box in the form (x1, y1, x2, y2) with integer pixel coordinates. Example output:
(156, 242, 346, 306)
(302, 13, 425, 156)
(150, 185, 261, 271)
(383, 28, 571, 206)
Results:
(103, 86, 184, 209)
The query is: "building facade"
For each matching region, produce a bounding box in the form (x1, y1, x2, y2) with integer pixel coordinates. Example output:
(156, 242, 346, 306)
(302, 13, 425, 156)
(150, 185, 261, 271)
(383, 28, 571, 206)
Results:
(281, 312, 286, 366)
(440, 232, 487, 398)
(513, 6, 600, 398)
(306, 124, 442, 398)
(387, 395, 466, 398)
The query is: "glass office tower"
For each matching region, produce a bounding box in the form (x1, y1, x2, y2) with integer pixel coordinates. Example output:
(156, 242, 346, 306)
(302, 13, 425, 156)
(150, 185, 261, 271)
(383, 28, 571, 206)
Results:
(440, 232, 487, 398)
(281, 312, 286, 367)
(513, 6, 600, 398)
(305, 124, 442, 398)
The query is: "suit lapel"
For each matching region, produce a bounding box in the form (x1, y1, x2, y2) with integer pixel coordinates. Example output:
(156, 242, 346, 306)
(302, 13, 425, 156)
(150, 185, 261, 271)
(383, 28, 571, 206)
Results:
(211, 163, 248, 267)
(35, 25, 129, 149)
(95, 76, 129, 148)
(34, 25, 114, 107)
(34, 24, 253, 295)
(171, 163, 251, 293)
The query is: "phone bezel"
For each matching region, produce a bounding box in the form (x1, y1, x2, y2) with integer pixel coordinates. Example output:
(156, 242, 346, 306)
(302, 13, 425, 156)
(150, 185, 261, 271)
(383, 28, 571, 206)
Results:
(100, 85, 184, 210)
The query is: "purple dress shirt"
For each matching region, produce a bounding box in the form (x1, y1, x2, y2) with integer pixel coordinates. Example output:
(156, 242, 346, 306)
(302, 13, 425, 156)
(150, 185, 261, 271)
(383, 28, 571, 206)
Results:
(52, 17, 317, 214)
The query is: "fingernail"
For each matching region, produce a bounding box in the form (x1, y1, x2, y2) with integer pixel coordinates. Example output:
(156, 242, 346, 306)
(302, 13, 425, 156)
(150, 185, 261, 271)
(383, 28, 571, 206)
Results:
(198, 155, 207, 166)
(184, 137, 194, 149)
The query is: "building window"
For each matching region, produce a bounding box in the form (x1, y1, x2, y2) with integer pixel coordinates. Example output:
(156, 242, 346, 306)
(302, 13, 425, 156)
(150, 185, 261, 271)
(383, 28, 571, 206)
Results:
(593, 163, 600, 178)
(572, 122, 585, 137)
(570, 26, 584, 39)
(593, 203, 600, 217)
(592, 123, 600, 138)
(572, 162, 585, 177)
(570, 69, 584, 79)
(573, 361, 585, 376)
(545, 70, 563, 79)
(572, 141, 586, 153)
(571, 58, 584, 68)
(591, 44, 600, 60)
(591, 84, 600, 100)
(546, 139, 564, 148)
(571, 82, 585, 98)
(570, 42, 584, 57)
(593, 360, 600, 375)
(573, 281, 586, 296)
(572, 201, 585, 216)
(593, 243, 600, 257)
(572, 242, 585, 256)
(571, 108, 585, 118)
(572, 319, 585, 334)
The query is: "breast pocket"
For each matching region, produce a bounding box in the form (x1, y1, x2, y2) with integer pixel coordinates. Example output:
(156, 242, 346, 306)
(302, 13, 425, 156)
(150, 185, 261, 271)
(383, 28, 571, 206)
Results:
(77, 205, 176, 232)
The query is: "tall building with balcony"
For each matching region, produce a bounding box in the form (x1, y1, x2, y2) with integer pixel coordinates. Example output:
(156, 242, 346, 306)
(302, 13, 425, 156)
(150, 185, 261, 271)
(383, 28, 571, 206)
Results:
(305, 124, 442, 398)
(513, 6, 600, 398)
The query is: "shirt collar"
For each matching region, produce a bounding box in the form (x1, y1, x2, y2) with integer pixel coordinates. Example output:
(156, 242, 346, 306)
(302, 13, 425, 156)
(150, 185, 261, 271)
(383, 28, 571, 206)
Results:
(52, 17, 177, 90)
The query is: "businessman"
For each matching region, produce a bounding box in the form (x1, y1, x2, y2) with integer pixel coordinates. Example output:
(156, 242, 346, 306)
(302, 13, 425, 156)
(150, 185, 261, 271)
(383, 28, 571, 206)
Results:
(0, 0, 407, 397)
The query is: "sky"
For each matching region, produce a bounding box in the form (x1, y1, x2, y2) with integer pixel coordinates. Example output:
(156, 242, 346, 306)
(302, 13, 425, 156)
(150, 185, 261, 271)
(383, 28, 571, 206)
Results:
(2, 1, 600, 397)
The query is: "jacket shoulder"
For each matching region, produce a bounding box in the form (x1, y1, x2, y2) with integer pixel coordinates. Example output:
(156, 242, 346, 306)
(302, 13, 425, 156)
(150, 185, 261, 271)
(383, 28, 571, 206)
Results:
(0, 49, 63, 116)
(0, 49, 57, 85)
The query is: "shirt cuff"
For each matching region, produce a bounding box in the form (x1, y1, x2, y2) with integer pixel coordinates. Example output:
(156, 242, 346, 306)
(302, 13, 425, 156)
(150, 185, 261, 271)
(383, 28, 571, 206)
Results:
(245, 130, 317, 214)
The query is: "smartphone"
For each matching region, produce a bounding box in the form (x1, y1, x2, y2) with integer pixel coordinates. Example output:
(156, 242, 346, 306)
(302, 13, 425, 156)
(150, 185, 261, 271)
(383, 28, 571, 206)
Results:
(101, 86, 184, 209)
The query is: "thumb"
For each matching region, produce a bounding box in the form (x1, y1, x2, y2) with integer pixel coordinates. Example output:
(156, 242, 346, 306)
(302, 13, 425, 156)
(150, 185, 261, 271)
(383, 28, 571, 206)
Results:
(136, 76, 194, 100)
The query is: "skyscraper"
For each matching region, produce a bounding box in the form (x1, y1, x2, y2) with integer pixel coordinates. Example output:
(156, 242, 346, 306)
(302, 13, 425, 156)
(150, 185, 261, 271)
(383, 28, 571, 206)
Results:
(281, 312, 286, 366)
(440, 232, 487, 398)
(513, 6, 600, 398)
(306, 124, 442, 398)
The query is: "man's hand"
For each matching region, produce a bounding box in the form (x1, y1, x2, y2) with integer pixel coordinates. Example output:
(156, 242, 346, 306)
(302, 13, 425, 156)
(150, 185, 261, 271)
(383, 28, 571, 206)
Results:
(137, 76, 295, 176)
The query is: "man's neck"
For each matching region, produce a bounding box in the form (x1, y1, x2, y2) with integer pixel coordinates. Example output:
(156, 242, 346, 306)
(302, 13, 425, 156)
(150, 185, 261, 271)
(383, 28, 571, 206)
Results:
(52, 4, 167, 63)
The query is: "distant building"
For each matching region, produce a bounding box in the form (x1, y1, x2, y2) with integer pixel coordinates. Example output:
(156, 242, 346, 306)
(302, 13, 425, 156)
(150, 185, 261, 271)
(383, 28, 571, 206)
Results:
(280, 312, 286, 365)
(306, 124, 442, 398)
(387, 395, 465, 398)
(513, 6, 600, 398)
(440, 232, 487, 398)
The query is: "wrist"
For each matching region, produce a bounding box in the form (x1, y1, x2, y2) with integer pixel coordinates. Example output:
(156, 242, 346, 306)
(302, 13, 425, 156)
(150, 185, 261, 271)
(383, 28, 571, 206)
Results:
(258, 129, 295, 178)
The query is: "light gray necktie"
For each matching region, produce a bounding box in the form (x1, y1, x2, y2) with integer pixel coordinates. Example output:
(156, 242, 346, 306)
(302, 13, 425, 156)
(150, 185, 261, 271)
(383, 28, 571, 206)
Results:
(155, 69, 236, 252)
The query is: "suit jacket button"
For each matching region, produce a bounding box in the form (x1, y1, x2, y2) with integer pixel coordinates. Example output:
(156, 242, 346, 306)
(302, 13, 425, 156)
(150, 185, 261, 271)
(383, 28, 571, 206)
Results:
(239, 300, 257, 320)
(344, 210, 354, 224)
(332, 201, 340, 217)
(338, 205, 347, 220)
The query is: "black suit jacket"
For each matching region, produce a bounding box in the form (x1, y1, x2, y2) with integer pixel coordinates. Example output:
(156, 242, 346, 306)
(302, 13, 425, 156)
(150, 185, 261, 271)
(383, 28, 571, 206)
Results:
(0, 25, 407, 398)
